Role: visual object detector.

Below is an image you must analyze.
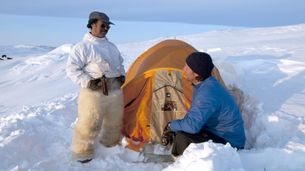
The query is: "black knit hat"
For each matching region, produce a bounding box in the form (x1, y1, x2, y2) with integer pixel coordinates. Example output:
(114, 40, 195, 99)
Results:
(186, 52, 214, 81)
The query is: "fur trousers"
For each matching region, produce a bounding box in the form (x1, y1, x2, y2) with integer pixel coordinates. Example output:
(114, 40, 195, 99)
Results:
(71, 88, 124, 160)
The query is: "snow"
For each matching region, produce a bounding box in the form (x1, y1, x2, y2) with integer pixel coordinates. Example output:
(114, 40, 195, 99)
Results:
(1, 23, 305, 171)
(164, 143, 245, 171)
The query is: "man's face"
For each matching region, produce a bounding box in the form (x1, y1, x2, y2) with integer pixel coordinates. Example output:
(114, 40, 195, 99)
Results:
(91, 20, 110, 38)
(183, 63, 198, 83)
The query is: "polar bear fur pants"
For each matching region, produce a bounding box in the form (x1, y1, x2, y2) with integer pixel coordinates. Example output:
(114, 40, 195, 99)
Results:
(72, 88, 124, 160)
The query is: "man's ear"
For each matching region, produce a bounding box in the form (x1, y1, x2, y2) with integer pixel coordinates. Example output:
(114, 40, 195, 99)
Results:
(193, 72, 203, 82)
(193, 71, 199, 77)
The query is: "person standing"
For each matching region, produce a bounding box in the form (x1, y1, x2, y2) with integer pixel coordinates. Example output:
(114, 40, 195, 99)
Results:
(66, 11, 125, 163)
(162, 52, 245, 157)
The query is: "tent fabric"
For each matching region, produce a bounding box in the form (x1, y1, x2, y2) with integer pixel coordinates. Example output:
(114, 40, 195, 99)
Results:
(124, 40, 197, 84)
(150, 70, 188, 143)
(121, 39, 226, 151)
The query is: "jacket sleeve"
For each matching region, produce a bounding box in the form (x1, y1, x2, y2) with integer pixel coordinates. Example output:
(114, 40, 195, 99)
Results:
(170, 92, 218, 134)
(114, 44, 125, 76)
(66, 45, 91, 88)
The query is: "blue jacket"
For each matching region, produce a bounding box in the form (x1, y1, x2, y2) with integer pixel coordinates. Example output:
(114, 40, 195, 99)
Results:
(170, 77, 246, 149)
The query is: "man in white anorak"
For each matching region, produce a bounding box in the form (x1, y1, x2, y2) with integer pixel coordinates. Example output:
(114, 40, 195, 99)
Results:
(66, 11, 125, 163)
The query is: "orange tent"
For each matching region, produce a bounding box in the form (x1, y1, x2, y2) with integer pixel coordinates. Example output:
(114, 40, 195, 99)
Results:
(122, 39, 225, 151)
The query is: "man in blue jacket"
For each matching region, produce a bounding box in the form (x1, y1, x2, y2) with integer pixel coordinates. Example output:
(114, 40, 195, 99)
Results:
(166, 52, 246, 157)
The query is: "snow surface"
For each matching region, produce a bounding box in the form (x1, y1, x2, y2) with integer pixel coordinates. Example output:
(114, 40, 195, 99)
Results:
(1, 23, 305, 171)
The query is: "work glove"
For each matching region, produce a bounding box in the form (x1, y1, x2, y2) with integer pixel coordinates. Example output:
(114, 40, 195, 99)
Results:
(161, 122, 176, 146)
(163, 122, 171, 133)
(119, 75, 125, 86)
(88, 78, 102, 90)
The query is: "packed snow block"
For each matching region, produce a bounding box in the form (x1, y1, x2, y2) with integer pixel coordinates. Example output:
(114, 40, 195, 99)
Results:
(227, 84, 259, 148)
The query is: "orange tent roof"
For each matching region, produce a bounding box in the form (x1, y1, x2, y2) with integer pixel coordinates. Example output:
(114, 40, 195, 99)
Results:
(125, 39, 197, 84)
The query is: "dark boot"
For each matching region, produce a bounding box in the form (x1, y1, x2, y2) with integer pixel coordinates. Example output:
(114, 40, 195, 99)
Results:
(78, 158, 92, 163)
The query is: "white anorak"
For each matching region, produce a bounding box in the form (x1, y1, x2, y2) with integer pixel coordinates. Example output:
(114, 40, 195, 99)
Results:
(66, 33, 125, 88)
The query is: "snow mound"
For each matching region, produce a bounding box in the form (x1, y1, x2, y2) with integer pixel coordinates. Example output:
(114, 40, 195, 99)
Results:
(164, 142, 244, 171)
(0, 45, 54, 57)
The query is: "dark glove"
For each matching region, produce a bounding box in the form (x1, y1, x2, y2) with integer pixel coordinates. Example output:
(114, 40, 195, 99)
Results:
(119, 75, 125, 86)
(88, 78, 102, 90)
(163, 122, 171, 134)
(161, 122, 175, 146)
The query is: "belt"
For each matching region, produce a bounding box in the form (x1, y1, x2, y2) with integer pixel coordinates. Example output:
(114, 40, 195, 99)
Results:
(100, 75, 122, 96)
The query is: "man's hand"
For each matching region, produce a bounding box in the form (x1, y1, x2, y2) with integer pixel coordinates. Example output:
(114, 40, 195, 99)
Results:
(88, 78, 102, 90)
(163, 122, 171, 134)
(119, 75, 125, 86)
(161, 122, 175, 146)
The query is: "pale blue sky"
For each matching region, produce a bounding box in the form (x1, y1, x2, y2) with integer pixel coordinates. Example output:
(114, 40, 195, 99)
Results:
(1, 0, 305, 26)
(0, 0, 305, 46)
(0, 14, 238, 46)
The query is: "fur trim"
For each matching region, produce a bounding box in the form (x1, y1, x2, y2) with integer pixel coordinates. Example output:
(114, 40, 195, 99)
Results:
(71, 88, 124, 157)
